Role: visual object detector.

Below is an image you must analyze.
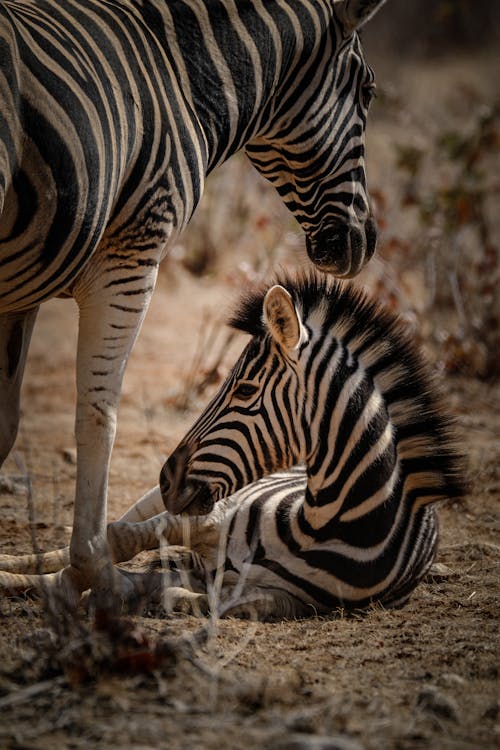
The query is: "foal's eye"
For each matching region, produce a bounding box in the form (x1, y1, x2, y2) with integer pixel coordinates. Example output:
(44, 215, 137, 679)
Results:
(233, 382, 259, 400)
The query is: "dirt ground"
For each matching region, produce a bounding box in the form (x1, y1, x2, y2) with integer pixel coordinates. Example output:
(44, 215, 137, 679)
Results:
(0, 42, 499, 750)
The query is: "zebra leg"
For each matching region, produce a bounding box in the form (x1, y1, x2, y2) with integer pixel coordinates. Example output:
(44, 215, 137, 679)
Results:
(61, 261, 160, 608)
(0, 547, 70, 574)
(0, 308, 38, 466)
(0, 513, 163, 578)
(0, 507, 166, 578)
(107, 513, 178, 563)
(0, 500, 185, 576)
(0, 509, 214, 602)
(90, 512, 219, 615)
(117, 484, 165, 522)
(0, 486, 168, 577)
(161, 585, 210, 616)
(153, 583, 315, 620)
(0, 488, 225, 605)
(107, 506, 222, 563)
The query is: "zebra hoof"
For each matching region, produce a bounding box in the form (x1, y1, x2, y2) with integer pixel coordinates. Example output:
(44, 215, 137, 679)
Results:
(86, 567, 161, 616)
(162, 586, 210, 617)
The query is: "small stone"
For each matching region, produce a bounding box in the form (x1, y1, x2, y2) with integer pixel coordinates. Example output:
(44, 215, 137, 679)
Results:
(417, 686, 459, 721)
(424, 563, 458, 582)
(62, 448, 77, 465)
(0, 475, 27, 495)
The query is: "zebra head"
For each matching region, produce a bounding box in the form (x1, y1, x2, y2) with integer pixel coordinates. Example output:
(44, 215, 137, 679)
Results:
(160, 281, 311, 515)
(245, 0, 386, 278)
(160, 270, 462, 522)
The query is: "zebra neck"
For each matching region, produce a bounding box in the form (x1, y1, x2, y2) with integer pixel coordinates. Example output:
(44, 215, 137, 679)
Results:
(298, 461, 404, 545)
(154, 1, 336, 172)
(301, 373, 400, 534)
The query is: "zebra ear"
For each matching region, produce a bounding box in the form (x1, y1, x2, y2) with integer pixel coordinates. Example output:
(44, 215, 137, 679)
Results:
(336, 0, 387, 35)
(263, 285, 308, 352)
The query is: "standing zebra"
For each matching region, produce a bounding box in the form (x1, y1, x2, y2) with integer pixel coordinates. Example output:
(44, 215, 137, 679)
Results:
(0, 0, 386, 607)
(0, 273, 463, 618)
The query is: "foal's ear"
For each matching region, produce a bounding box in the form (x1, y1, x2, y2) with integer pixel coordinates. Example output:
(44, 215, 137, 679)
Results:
(263, 285, 308, 352)
(335, 0, 387, 35)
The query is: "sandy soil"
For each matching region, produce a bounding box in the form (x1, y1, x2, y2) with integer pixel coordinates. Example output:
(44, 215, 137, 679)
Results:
(0, 47, 499, 750)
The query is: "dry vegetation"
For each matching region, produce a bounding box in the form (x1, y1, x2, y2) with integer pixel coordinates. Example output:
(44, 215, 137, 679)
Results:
(1, 18, 499, 750)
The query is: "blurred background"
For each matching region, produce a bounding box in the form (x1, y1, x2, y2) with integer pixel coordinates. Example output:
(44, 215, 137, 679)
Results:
(168, 0, 500, 381)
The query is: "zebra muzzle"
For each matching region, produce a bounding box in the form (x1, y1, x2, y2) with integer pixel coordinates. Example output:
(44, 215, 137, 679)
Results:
(160, 450, 215, 516)
(306, 217, 377, 277)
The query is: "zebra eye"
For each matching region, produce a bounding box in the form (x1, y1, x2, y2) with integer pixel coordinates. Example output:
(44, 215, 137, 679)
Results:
(233, 382, 259, 400)
(361, 83, 377, 108)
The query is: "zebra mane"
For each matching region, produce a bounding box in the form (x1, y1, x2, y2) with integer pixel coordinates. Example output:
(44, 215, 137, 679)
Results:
(229, 269, 398, 340)
(229, 269, 465, 502)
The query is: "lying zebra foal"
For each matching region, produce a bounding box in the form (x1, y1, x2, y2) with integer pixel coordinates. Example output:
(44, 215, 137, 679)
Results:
(0, 273, 463, 619)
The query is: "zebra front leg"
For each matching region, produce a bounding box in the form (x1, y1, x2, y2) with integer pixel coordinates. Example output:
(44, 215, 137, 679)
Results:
(0, 478, 227, 606)
(0, 511, 170, 596)
(108, 500, 223, 563)
(117, 484, 165, 522)
(0, 308, 38, 466)
(61, 260, 160, 610)
(0, 495, 166, 579)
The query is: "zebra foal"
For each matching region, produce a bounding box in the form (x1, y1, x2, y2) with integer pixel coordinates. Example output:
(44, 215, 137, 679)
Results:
(152, 272, 463, 617)
(0, 272, 463, 619)
(0, 0, 386, 607)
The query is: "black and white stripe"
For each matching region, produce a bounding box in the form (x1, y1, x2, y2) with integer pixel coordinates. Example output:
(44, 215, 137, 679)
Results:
(159, 272, 463, 614)
(0, 0, 386, 605)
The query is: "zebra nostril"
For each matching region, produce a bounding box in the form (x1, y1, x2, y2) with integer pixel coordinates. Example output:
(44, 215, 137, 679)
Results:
(306, 219, 378, 278)
(162, 476, 214, 516)
(306, 225, 351, 276)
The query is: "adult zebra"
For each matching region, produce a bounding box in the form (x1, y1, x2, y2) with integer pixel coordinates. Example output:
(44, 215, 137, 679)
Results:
(0, 272, 463, 617)
(0, 0, 385, 607)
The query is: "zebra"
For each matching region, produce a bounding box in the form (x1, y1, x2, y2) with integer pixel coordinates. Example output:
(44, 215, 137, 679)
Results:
(0, 272, 464, 619)
(0, 0, 387, 608)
